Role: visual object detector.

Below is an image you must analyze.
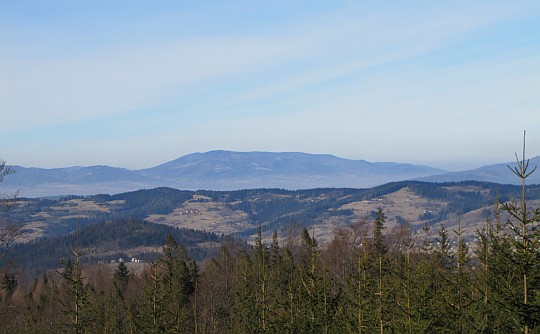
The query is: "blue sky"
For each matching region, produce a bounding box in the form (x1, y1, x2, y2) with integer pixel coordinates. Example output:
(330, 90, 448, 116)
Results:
(1, 1, 539, 171)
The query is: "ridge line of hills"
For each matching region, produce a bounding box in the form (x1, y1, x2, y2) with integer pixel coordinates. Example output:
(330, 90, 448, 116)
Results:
(2, 150, 540, 198)
(5, 180, 540, 276)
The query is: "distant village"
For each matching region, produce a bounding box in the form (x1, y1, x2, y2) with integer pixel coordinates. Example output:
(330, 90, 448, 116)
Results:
(109, 257, 143, 264)
(179, 208, 201, 216)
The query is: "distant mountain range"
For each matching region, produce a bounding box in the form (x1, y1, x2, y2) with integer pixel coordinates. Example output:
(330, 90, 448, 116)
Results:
(2, 150, 539, 197)
(417, 156, 540, 184)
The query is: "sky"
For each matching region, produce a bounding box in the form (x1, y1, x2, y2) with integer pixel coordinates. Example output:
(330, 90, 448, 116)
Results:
(1, 1, 539, 171)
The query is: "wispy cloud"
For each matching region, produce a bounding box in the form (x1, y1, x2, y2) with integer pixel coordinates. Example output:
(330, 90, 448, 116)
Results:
(1, 1, 539, 169)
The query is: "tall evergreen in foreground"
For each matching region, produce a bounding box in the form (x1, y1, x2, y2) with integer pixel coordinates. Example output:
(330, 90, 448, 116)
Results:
(495, 134, 540, 333)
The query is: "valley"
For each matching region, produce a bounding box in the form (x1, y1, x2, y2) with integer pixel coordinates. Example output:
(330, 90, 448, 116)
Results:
(4, 180, 540, 276)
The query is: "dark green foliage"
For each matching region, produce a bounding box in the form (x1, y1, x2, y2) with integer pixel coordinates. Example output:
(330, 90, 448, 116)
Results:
(135, 235, 199, 334)
(0, 272, 16, 298)
(113, 261, 130, 289)
(8, 218, 219, 276)
(58, 239, 92, 334)
(373, 208, 387, 257)
(493, 143, 540, 333)
(111, 187, 195, 216)
(0, 202, 539, 333)
(161, 235, 198, 332)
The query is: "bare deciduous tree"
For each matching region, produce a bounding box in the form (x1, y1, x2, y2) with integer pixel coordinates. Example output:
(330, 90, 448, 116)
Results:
(0, 160, 19, 261)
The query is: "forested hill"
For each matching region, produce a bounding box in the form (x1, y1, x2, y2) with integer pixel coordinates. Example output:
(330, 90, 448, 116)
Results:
(8, 218, 222, 277)
(2, 180, 540, 333)
(5, 180, 540, 250)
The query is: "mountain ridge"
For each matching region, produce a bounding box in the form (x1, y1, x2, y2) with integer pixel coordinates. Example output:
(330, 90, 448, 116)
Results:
(2, 150, 539, 197)
(417, 156, 540, 184)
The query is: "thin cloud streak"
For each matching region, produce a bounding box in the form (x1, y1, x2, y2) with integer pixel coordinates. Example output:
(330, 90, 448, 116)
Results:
(0, 1, 539, 170)
(1, 2, 525, 130)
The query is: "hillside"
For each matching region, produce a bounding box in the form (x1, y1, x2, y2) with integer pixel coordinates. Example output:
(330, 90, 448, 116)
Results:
(7, 218, 222, 277)
(4, 181, 540, 275)
(5, 181, 540, 332)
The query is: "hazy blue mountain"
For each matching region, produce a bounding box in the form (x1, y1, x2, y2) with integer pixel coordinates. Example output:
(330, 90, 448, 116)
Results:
(138, 150, 446, 190)
(417, 156, 540, 185)
(2, 165, 162, 197)
(2, 150, 447, 197)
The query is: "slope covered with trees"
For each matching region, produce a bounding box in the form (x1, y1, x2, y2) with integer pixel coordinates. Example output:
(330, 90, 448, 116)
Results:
(1, 147, 539, 333)
(1, 193, 538, 333)
(4, 181, 540, 245)
(6, 218, 221, 277)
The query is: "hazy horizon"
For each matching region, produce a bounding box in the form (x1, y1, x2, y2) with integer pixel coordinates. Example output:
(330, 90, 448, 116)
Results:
(2, 1, 539, 172)
(7, 149, 540, 174)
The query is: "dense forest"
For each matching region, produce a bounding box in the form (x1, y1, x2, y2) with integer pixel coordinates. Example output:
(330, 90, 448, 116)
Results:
(1, 191, 539, 333)
(6, 218, 222, 277)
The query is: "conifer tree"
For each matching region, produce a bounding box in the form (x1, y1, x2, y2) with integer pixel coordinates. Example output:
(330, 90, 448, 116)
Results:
(349, 228, 373, 334)
(298, 228, 343, 333)
(392, 224, 420, 334)
(253, 226, 269, 332)
(451, 215, 472, 332)
(473, 216, 491, 331)
(106, 261, 131, 333)
(472, 207, 509, 332)
(141, 254, 166, 334)
(234, 248, 258, 333)
(373, 208, 387, 334)
(497, 133, 540, 333)
(282, 247, 301, 333)
(197, 242, 240, 333)
(113, 261, 130, 290)
(160, 234, 198, 333)
(484, 212, 516, 332)
(265, 230, 295, 333)
(58, 226, 92, 334)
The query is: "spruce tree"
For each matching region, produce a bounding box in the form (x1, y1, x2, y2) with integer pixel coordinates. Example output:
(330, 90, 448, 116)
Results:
(298, 227, 341, 333)
(161, 234, 198, 333)
(113, 261, 130, 290)
(253, 226, 269, 332)
(141, 253, 166, 334)
(497, 133, 540, 333)
(58, 226, 92, 334)
(373, 208, 387, 334)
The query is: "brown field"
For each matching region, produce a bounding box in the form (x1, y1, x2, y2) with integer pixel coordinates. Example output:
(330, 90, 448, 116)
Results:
(147, 197, 250, 235)
(12, 188, 540, 250)
(341, 187, 447, 229)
